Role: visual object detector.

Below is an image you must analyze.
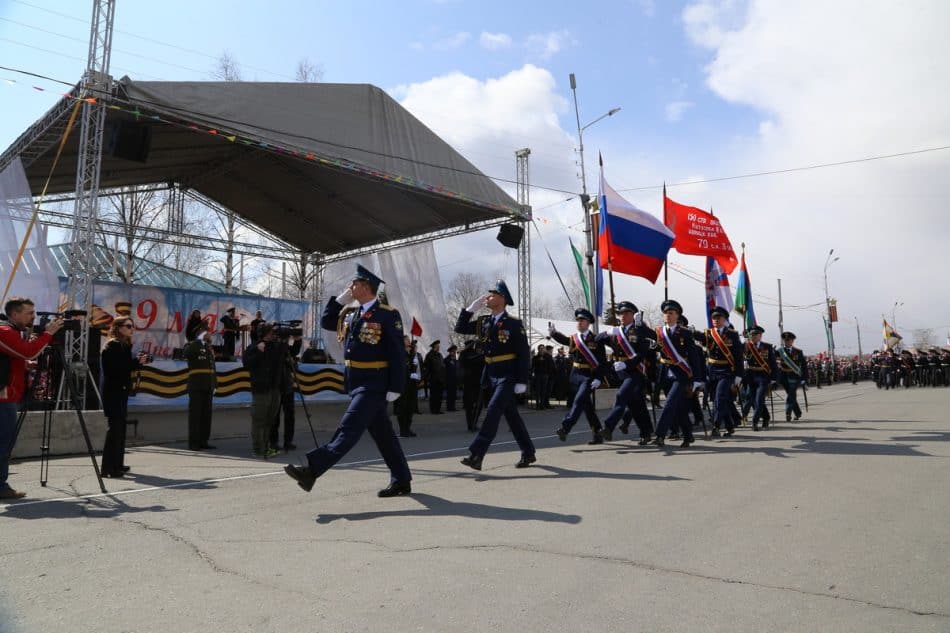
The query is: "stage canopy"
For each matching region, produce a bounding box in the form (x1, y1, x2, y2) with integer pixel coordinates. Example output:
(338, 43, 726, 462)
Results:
(1, 78, 523, 256)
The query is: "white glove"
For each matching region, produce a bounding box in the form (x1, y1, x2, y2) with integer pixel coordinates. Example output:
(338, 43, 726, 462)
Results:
(611, 326, 622, 337)
(692, 381, 704, 391)
(613, 360, 627, 372)
(336, 287, 354, 305)
(409, 372, 420, 381)
(513, 383, 527, 394)
(734, 376, 742, 387)
(548, 324, 557, 337)
(466, 295, 486, 313)
(634, 313, 643, 327)
(386, 391, 400, 402)
(590, 379, 602, 390)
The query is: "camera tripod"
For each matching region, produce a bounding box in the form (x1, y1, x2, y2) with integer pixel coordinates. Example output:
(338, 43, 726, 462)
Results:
(11, 340, 107, 494)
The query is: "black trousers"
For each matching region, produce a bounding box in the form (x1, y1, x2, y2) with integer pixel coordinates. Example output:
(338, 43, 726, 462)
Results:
(188, 385, 214, 449)
(101, 415, 127, 475)
(270, 390, 296, 448)
(429, 380, 444, 413)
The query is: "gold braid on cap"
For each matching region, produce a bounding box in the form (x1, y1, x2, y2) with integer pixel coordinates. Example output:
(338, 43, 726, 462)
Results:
(337, 306, 358, 343)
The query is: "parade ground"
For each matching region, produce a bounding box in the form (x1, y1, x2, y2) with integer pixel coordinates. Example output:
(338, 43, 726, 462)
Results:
(1, 382, 948, 633)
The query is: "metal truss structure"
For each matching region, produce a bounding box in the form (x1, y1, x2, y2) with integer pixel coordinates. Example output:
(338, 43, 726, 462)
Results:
(515, 149, 532, 329)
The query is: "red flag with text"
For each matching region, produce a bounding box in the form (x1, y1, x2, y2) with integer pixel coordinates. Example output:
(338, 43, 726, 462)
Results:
(663, 195, 738, 274)
(410, 317, 423, 337)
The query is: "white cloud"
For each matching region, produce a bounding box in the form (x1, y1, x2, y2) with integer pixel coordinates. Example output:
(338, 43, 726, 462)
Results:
(677, 0, 950, 353)
(480, 32, 512, 51)
(431, 31, 471, 51)
(525, 30, 575, 60)
(665, 100, 694, 122)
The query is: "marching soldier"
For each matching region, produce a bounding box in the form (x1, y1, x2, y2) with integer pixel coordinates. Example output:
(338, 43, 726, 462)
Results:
(742, 325, 778, 431)
(596, 301, 656, 444)
(284, 264, 412, 498)
(699, 306, 744, 437)
(458, 339, 484, 431)
(549, 308, 608, 445)
(653, 300, 706, 448)
(777, 332, 808, 421)
(454, 280, 536, 470)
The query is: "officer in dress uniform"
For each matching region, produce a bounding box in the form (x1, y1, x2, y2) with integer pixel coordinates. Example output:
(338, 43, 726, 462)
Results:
(652, 300, 706, 448)
(742, 325, 778, 431)
(220, 307, 240, 359)
(454, 280, 536, 470)
(699, 306, 744, 437)
(284, 265, 412, 498)
(595, 301, 656, 444)
(184, 320, 217, 450)
(777, 331, 808, 421)
(549, 308, 608, 445)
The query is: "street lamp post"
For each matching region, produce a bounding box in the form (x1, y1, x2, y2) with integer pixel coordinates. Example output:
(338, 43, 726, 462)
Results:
(569, 72, 620, 330)
(823, 249, 840, 363)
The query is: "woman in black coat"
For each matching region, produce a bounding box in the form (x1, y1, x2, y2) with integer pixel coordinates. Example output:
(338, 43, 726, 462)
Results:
(100, 316, 149, 477)
(184, 309, 203, 342)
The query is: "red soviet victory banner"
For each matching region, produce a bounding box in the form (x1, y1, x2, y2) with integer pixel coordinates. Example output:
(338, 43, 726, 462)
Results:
(410, 317, 423, 338)
(663, 194, 738, 274)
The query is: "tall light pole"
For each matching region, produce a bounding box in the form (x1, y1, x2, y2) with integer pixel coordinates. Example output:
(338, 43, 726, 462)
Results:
(823, 249, 840, 363)
(569, 72, 620, 329)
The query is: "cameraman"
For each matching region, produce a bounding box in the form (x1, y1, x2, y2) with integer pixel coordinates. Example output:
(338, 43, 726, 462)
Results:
(242, 323, 286, 458)
(0, 297, 64, 500)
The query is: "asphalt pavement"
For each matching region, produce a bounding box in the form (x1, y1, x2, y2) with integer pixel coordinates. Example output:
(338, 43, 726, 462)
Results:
(1, 382, 948, 633)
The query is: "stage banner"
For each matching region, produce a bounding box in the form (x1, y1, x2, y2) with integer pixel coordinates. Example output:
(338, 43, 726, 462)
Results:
(62, 279, 310, 360)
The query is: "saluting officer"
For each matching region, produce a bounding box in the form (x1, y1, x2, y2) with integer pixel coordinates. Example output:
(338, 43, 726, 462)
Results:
(454, 280, 536, 470)
(777, 331, 808, 421)
(596, 301, 656, 444)
(653, 300, 706, 448)
(184, 320, 217, 451)
(284, 265, 412, 498)
(549, 308, 608, 445)
(700, 306, 744, 437)
(743, 325, 778, 431)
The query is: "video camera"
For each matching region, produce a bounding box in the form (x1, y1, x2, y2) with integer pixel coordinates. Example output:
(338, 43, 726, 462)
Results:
(273, 320, 303, 338)
(35, 309, 87, 335)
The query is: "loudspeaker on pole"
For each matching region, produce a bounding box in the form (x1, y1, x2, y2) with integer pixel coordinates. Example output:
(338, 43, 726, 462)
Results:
(496, 223, 524, 249)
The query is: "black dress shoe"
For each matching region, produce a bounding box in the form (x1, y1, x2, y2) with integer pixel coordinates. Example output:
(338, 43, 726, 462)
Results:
(619, 422, 630, 434)
(794, 414, 801, 421)
(680, 439, 693, 448)
(786, 412, 792, 422)
(637, 435, 651, 446)
(121, 465, 131, 473)
(515, 455, 537, 468)
(723, 429, 734, 437)
(284, 464, 316, 492)
(711, 428, 721, 438)
(753, 425, 760, 431)
(652, 437, 665, 447)
(555, 426, 568, 442)
(187, 445, 203, 451)
(200, 444, 216, 450)
(378, 481, 411, 497)
(588, 433, 604, 445)
(284, 443, 297, 451)
(762, 420, 769, 428)
(601, 428, 613, 442)
(461, 454, 483, 471)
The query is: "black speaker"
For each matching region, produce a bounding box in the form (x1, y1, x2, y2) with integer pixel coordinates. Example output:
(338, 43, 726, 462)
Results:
(496, 223, 524, 249)
(106, 121, 152, 163)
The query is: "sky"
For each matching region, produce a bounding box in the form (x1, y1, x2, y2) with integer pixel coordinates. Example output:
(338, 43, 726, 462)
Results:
(2, 0, 949, 355)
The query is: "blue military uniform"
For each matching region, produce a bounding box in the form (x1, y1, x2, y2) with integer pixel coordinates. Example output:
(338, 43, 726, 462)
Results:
(300, 266, 412, 489)
(595, 301, 656, 443)
(550, 308, 607, 444)
(699, 307, 745, 436)
(741, 326, 779, 430)
(777, 332, 808, 421)
(454, 280, 535, 468)
(653, 300, 706, 447)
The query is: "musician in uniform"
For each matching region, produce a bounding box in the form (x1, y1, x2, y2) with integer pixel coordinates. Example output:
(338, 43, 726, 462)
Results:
(284, 265, 412, 498)
(777, 331, 808, 421)
(184, 320, 217, 450)
(549, 308, 608, 445)
(742, 325, 778, 431)
(700, 306, 744, 437)
(652, 300, 705, 448)
(595, 301, 656, 444)
(454, 280, 536, 470)
(220, 307, 240, 359)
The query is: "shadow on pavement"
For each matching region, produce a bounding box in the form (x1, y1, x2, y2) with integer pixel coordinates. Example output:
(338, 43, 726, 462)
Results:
(1, 494, 175, 520)
(314, 492, 582, 525)
(468, 463, 689, 483)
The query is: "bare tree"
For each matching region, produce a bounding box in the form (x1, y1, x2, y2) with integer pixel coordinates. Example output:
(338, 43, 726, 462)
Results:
(212, 51, 242, 81)
(295, 58, 323, 82)
(555, 277, 588, 320)
(531, 293, 554, 318)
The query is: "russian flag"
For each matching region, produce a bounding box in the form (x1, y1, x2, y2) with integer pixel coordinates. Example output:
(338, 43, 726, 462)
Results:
(597, 165, 674, 283)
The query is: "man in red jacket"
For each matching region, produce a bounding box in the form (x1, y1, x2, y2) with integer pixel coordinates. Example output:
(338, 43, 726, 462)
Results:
(0, 297, 63, 500)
